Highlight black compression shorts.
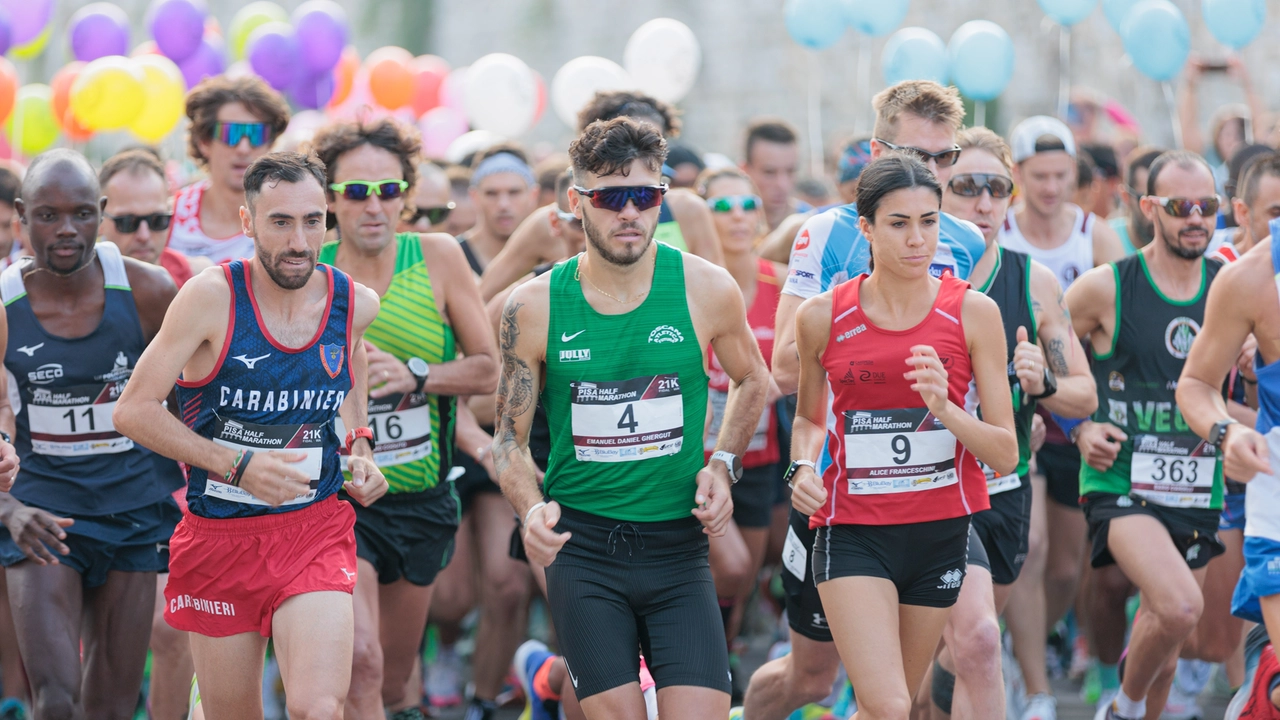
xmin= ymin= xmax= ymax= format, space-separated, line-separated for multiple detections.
xmin=812 ymin=515 xmax=971 ymax=608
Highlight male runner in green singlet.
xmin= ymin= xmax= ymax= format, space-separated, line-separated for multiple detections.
xmin=310 ymin=119 xmax=499 ymax=720
xmin=493 ymin=117 xmax=769 ymax=720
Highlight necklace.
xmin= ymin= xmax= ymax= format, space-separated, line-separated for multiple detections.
xmin=575 ymin=250 xmax=655 ymax=304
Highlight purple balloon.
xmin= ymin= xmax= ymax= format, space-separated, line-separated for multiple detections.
xmin=247 ymin=23 xmax=300 ymax=91
xmin=0 ymin=8 xmax=13 ymax=56
xmin=178 ymin=37 xmax=225 ymax=89
xmin=293 ymin=2 xmax=348 ymax=74
xmin=70 ymin=5 xmax=130 ymax=62
xmin=0 ymin=0 xmax=50 ymax=46
xmin=290 ymin=71 xmax=335 ymax=110
xmin=149 ymin=0 xmax=207 ymax=63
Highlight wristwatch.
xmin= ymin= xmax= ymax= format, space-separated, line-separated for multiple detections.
xmin=345 ymin=426 xmax=375 ymax=453
xmin=710 ymin=450 xmax=744 ymax=484
xmin=1208 ymin=418 xmax=1239 ymax=448
xmin=407 ymin=357 xmax=430 ymax=393
xmin=1030 ymin=365 xmax=1058 ymax=400
xmin=783 ymin=459 xmax=817 ymax=488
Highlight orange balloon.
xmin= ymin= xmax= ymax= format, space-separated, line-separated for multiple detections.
xmin=51 ymin=62 xmax=85 ymax=127
xmin=61 ymin=108 xmax=93 ymax=143
xmin=366 ymin=46 xmax=415 ymax=110
xmin=327 ymin=46 xmax=359 ymax=109
xmin=410 ymin=55 xmax=450 ymax=117
xmin=0 ymin=59 xmax=17 ymax=126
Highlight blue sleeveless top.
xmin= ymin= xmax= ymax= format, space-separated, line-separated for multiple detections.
xmin=1 ymin=242 xmax=180 ymax=516
xmin=176 ymin=261 xmax=354 ymax=519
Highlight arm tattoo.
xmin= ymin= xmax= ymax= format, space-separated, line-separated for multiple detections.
xmin=495 ymin=301 xmax=534 ymax=444
xmin=1046 ymin=336 xmax=1070 ymax=375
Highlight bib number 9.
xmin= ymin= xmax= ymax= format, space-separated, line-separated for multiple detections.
xmin=891 ymin=435 xmax=911 ymax=465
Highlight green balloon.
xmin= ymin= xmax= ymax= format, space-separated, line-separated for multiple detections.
xmin=229 ymin=1 xmax=289 ymax=60
xmin=6 ymin=85 xmax=59 ymax=157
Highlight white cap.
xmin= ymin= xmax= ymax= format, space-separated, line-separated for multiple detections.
xmin=1009 ymin=116 xmax=1076 ymax=163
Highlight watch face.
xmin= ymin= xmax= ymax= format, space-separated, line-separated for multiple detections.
xmin=408 ymin=357 xmax=429 ymax=376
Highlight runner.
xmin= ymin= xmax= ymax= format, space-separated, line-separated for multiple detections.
xmin=0 ymin=166 xmax=21 ymax=268
xmin=457 ymin=145 xmax=538 ymax=276
xmin=1108 ymin=147 xmax=1165 ymax=256
xmin=400 ymin=161 xmax=454 ymax=235
xmin=0 ymin=149 xmax=179 ymax=718
xmin=740 ymin=118 xmax=808 ymax=231
xmin=788 ymin=153 xmax=1017 ymax=720
xmin=1213 ymin=151 xmax=1280 ymax=262
xmin=311 ymin=119 xmax=499 ymax=720
xmin=493 ymin=116 xmax=769 ymax=720
xmin=112 ymin=151 xmax=386 ymax=718
xmin=170 ymin=75 xmax=291 ymax=263
xmin=1060 ymin=150 xmax=1225 ymax=720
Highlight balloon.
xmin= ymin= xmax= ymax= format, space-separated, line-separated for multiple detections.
xmin=550 ymin=56 xmax=632 ymax=129
xmin=947 ymin=20 xmax=1014 ymax=101
xmin=69 ymin=3 xmax=130 ymax=62
xmin=1122 ymin=0 xmax=1188 ymax=82
xmin=0 ymin=7 xmax=13 ymax=57
xmin=410 ymin=55 xmax=450 ymax=117
xmin=366 ymin=46 xmax=416 ymax=109
xmin=1203 ymin=0 xmax=1265 ymax=50
xmin=50 ymin=62 xmax=83 ymax=127
xmin=1102 ymin=0 xmax=1141 ymax=33
xmin=327 ymin=46 xmax=359 ymax=108
xmin=60 ymin=109 xmax=93 ymax=143
xmin=0 ymin=58 xmax=16 ymax=125
xmin=228 ymin=1 xmax=287 ymax=60
xmin=178 ymin=36 xmax=225 ymax=89
xmin=1036 ymin=0 xmax=1097 ymax=26
xmin=70 ymin=55 xmax=146 ymax=131
xmin=784 ymin=0 xmax=846 ymax=50
xmin=464 ymin=53 xmax=537 ymax=137
xmin=293 ymin=1 xmax=347 ymax=74
xmin=446 ymin=130 xmax=503 ymax=165
xmin=9 ymin=24 xmax=48 ymax=60
xmin=0 ymin=0 xmax=51 ymax=47
xmin=130 ymin=55 xmax=186 ymax=142
xmin=531 ymin=70 xmax=546 ymax=125
xmin=420 ymin=106 xmax=469 ymax=159
xmin=840 ymin=0 xmax=909 ymax=37
xmin=624 ymin=18 xmax=701 ymax=103
xmin=438 ymin=66 xmax=468 ymax=111
xmin=290 ymin=71 xmax=334 ymax=110
xmin=148 ymin=0 xmax=206 ymax=63
xmin=131 ymin=41 xmax=162 ymax=57
xmin=246 ymin=22 xmax=300 ymax=91
xmin=881 ymin=27 xmax=948 ymax=86
xmin=7 ymin=85 xmax=58 ymax=156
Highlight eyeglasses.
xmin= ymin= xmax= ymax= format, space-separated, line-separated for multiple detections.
xmin=573 ymin=184 xmax=668 ymax=212
xmin=555 ymin=209 xmax=583 ymax=228
xmin=329 ymin=180 xmax=410 ymax=202
xmin=947 ymin=174 xmax=1014 ymax=199
xmin=873 ymin=138 xmax=963 ymax=169
xmin=1149 ymin=195 xmax=1220 ymax=218
xmin=213 ymin=122 xmax=271 ymax=148
xmin=104 ymin=212 xmax=173 ymax=233
xmin=409 ymin=202 xmax=455 ymax=226
xmin=706 ymin=195 xmax=762 ymax=213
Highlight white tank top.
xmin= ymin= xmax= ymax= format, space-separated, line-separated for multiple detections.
xmin=998 ymin=204 xmax=1095 ymax=288
xmin=166 ymin=180 xmax=256 ymax=264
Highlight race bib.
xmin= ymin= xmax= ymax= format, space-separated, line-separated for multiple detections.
xmin=1130 ymin=433 xmax=1217 ymax=508
xmin=843 ymin=408 xmax=958 ymax=495
xmin=206 ymin=416 xmax=325 ymax=506
xmin=570 ymin=374 xmax=684 ymax=462
xmin=26 ymin=381 xmax=133 ymax=456
xmin=703 ymin=388 xmax=770 ymax=453
xmin=782 ymin=525 xmax=808 ymax=581
xmin=335 ymin=392 xmax=432 ymax=470
xmin=983 ymin=463 xmax=1021 ymax=495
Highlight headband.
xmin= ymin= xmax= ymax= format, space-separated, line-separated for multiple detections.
xmin=471 ymin=152 xmax=535 ymax=188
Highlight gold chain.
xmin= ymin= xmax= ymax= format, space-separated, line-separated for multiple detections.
xmin=574 ymin=250 xmax=655 ymax=304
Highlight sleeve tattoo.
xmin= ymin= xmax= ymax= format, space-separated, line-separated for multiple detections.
xmin=495 ymin=301 xmax=534 ymax=445
xmin=1043 ymin=287 xmax=1073 ymax=375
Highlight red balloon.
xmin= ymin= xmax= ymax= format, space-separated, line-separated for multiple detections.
xmin=0 ymin=59 xmax=17 ymax=126
xmin=409 ymin=54 xmax=449 ymax=117
xmin=51 ymin=62 xmax=85 ymax=125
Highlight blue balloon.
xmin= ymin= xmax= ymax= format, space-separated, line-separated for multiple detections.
xmin=840 ymin=0 xmax=908 ymax=37
xmin=947 ymin=21 xmax=1014 ymax=102
xmin=881 ymin=27 xmax=947 ymax=87
xmin=1203 ymin=0 xmax=1265 ymax=49
xmin=1122 ymin=0 xmax=1188 ymax=82
xmin=785 ymin=0 xmax=847 ymax=50
xmin=1102 ymin=0 xmax=1140 ymax=33
xmin=1036 ymin=0 xmax=1097 ymax=26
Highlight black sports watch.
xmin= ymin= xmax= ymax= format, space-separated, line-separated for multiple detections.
xmin=407 ymin=357 xmax=430 ymax=393
xmin=783 ymin=459 xmax=816 ymax=487
xmin=1208 ymin=418 xmax=1239 ymax=448
xmin=0 ymin=431 xmax=9 ymax=444
xmin=1030 ymin=365 xmax=1058 ymax=400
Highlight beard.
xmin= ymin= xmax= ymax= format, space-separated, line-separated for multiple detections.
xmin=258 ymin=246 xmax=316 ymax=290
xmin=1154 ymin=214 xmax=1209 ymax=261
xmin=582 ymin=211 xmax=654 ymax=266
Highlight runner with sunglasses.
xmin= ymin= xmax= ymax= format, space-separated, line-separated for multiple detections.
xmin=171 ymin=76 xmax=290 ymax=264
xmin=1059 ymin=151 xmax=1225 ymax=720
xmin=400 ymin=162 xmax=455 ymax=235
xmin=310 ymin=119 xmax=500 ymax=720
xmin=493 ymin=116 xmax=769 ymax=720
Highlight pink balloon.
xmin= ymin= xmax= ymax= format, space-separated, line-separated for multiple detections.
xmin=437 ymin=66 xmax=467 ymax=112
xmin=420 ymin=106 xmax=468 ymax=159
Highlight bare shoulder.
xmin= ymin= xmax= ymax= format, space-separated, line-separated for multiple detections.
xmin=174 ymin=262 xmax=231 ymax=307
xmin=122 ymin=255 xmax=178 ymax=298
xmin=503 ymin=271 xmax=552 ymax=346
xmin=418 ymin=231 xmax=468 ymax=264
xmin=961 ymin=288 xmax=1002 ymax=322
xmin=1217 ymin=242 xmax=1275 ymax=302
xmin=796 ymin=291 xmax=832 ymax=324
xmin=1028 ymin=259 xmax=1065 ymax=304
xmin=349 ymin=280 xmax=381 ymax=331
xmin=1068 ymin=262 xmax=1117 ymax=302
xmin=682 ymin=251 xmax=740 ymax=305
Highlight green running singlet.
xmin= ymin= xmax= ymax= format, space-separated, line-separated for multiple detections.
xmin=541 ymin=242 xmax=708 ymax=521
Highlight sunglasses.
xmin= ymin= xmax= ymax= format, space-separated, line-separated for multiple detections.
xmin=213 ymin=122 xmax=271 ymax=148
xmin=555 ymin=209 xmax=583 ymax=228
xmin=409 ymin=203 xmax=455 ymax=226
xmin=873 ymin=138 xmax=963 ymax=169
xmin=1149 ymin=195 xmax=1220 ymax=218
xmin=573 ymin=184 xmax=667 ymax=212
xmin=329 ymin=179 xmax=409 ymax=202
xmin=706 ymin=195 xmax=762 ymax=213
xmin=104 ymin=212 xmax=173 ymax=233
xmin=948 ymin=174 xmax=1014 ymax=199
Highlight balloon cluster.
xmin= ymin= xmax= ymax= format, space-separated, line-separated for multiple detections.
xmin=784 ymin=0 xmax=910 ymax=49
xmin=876 ymin=21 xmax=1015 ymax=103
xmin=226 ymin=1 xmax=349 ymax=110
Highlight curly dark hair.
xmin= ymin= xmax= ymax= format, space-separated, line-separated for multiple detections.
xmin=569 ymin=117 xmax=667 ymax=180
xmin=309 ymin=119 xmax=422 ymax=194
xmin=577 ymin=90 xmax=682 ymax=138
xmin=185 ymin=75 xmax=291 ymax=168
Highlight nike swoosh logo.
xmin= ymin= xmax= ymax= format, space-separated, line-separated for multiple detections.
xmin=564 ymin=658 xmax=578 ymax=688
xmin=16 ymin=344 xmax=42 ymax=356
xmin=233 ymin=354 xmax=271 ymax=369
xmin=561 ymin=330 xmax=585 ymax=342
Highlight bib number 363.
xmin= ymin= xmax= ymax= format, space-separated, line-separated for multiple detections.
xmin=1130 ymin=433 xmax=1216 ymax=508
xmin=570 ymin=374 xmax=684 ymax=462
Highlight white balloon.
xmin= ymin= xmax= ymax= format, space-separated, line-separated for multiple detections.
xmin=624 ymin=18 xmax=701 ymax=103
xmin=446 ymin=130 xmax=504 ymax=165
xmin=463 ymin=52 xmax=537 ymax=138
xmin=551 ymin=56 xmax=633 ymax=129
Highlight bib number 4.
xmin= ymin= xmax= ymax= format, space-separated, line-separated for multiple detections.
xmin=570 ymin=374 xmax=685 ymax=462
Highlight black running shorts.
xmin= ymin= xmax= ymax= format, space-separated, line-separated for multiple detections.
xmin=812 ymin=515 xmax=971 ymax=608
xmin=1081 ymin=492 xmax=1224 ymax=570
xmin=781 ymin=507 xmax=831 ymax=642
xmin=732 ymin=464 xmax=778 ymax=529
xmin=1037 ymin=441 xmax=1083 ymax=508
xmin=348 ymin=482 xmax=459 ymax=586
xmin=971 ymin=483 xmax=1032 ymax=585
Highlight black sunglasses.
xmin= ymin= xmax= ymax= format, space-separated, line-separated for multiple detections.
xmin=948 ymin=174 xmax=1014 ymax=199
xmin=410 ymin=203 xmax=455 ymax=226
xmin=104 ymin=212 xmax=173 ymax=233
xmin=573 ymin=184 xmax=668 ymax=212
xmin=873 ymin=138 xmax=963 ymax=169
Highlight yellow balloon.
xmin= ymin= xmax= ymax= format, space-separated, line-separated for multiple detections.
xmin=70 ymin=56 xmax=145 ymax=131
xmin=229 ymin=2 xmax=288 ymax=60
xmin=129 ymin=56 xmax=186 ymax=143
xmin=10 ymin=26 xmax=51 ymax=61
xmin=6 ymin=85 xmax=59 ymax=157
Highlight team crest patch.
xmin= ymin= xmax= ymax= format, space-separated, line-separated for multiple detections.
xmin=320 ymin=344 xmax=345 ymax=378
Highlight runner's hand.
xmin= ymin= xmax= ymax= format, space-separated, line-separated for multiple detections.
xmin=790 ymin=465 xmax=827 ymax=517
xmin=1013 ymin=326 xmax=1047 ymax=399
xmin=0 ymin=440 xmax=19 ymax=492
xmin=693 ymin=465 xmax=733 ymax=537
xmin=906 ymin=345 xmax=950 ymax=417
xmin=1222 ymin=424 xmax=1272 ymax=481
xmin=237 ymin=452 xmax=313 ymax=507
xmin=1075 ymin=421 xmax=1127 ymax=472
xmin=5 ymin=505 xmax=73 ymax=565
xmin=345 ymin=455 xmax=389 ymax=506
xmin=1031 ymin=413 xmax=1047 ymax=453
xmin=366 ymin=341 xmax=417 ymax=399
xmin=524 ymin=501 xmax=571 ymax=567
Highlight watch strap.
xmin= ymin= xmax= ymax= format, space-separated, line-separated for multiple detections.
xmin=710 ymin=450 xmax=743 ymax=482
xmin=346 ymin=426 xmax=375 ymax=453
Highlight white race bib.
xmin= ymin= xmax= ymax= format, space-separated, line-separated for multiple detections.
xmin=26 ymin=381 xmax=133 ymax=456
xmin=336 ymin=392 xmax=433 ymax=470
xmin=843 ymin=408 xmax=958 ymax=495
xmin=984 ymin=464 xmax=1021 ymax=495
xmin=570 ymin=374 xmax=684 ymax=462
xmin=206 ymin=416 xmax=325 ymax=506
xmin=782 ymin=525 xmax=808 ymax=581
xmin=704 ymin=388 xmax=770 ymax=453
xmin=1130 ymin=433 xmax=1217 ymax=508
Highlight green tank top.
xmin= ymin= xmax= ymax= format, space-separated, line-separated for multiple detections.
xmin=653 ymin=199 xmax=687 ymax=252
xmin=1082 ymin=253 xmax=1224 ymax=509
xmin=319 ymin=233 xmax=457 ymax=494
xmin=542 ymin=243 xmax=708 ymax=521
